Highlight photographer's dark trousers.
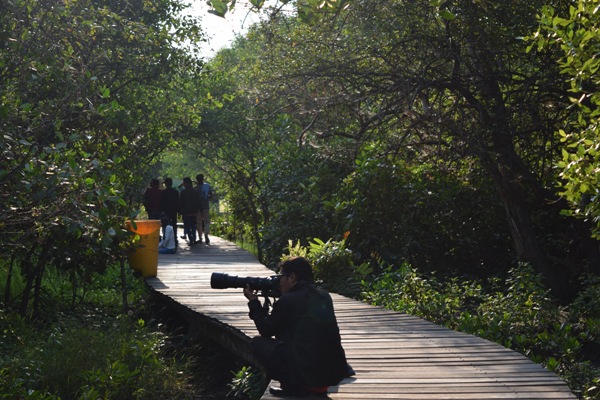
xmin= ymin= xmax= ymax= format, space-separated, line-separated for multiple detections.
xmin=251 ymin=336 xmax=294 ymax=388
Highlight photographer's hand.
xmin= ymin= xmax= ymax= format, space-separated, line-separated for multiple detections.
xmin=243 ymin=285 xmax=259 ymax=301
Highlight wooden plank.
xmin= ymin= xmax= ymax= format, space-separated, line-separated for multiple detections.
xmin=146 ymin=236 xmax=577 ymax=400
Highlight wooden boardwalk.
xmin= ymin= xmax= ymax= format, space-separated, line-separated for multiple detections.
xmin=145 ymin=236 xmax=577 ymax=400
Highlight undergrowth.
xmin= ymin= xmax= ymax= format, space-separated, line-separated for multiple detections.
xmin=0 ymin=263 xmax=203 ymax=400
xmin=363 ymin=262 xmax=600 ymax=400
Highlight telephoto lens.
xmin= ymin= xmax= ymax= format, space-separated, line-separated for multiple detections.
xmin=210 ymin=272 xmax=281 ymax=297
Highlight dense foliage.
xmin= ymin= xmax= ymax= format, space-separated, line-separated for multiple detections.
xmin=3 ymin=0 xmax=600 ymax=398
xmin=0 ymin=1 xmax=211 ymax=395
xmin=533 ymin=2 xmax=600 ymax=238
xmin=191 ymin=0 xmax=599 ymax=300
xmin=1 ymin=0 xmax=203 ymax=317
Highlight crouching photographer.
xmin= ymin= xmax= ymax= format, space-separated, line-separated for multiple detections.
xmin=243 ymin=257 xmax=352 ymax=398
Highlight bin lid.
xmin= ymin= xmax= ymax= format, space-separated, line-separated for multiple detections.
xmin=125 ymin=220 xmax=161 ymax=235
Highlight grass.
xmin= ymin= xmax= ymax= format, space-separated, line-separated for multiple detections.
xmin=0 ymin=261 xmax=244 ymax=400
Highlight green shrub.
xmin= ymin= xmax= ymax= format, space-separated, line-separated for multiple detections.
xmin=363 ymin=262 xmax=600 ymax=399
xmin=228 ymin=366 xmax=265 ymax=400
xmin=286 ymin=236 xmax=371 ymax=297
xmin=0 ymin=263 xmax=197 ymax=400
xmin=362 ymin=261 xmax=482 ymax=326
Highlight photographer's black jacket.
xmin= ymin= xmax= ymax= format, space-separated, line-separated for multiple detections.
xmin=248 ymin=280 xmax=348 ymax=388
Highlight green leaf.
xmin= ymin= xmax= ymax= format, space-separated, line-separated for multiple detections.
xmin=440 ymin=9 xmax=455 ymax=20
xmin=208 ymin=0 xmax=228 ymax=17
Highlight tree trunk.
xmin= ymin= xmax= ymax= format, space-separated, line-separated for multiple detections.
xmin=490 ymin=155 xmax=570 ymax=301
xmin=19 ymin=240 xmax=50 ymax=317
xmin=4 ymin=254 xmax=15 ymax=305
xmin=469 ymin=57 xmax=572 ymax=301
xmin=120 ymin=258 xmax=129 ymax=312
xmin=483 ymin=117 xmax=570 ymax=302
xmin=32 ymin=255 xmax=47 ymax=318
xmin=18 ymin=244 xmax=38 ymax=317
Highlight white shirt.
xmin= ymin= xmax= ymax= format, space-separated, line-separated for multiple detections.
xmin=159 ymin=225 xmax=176 ymax=250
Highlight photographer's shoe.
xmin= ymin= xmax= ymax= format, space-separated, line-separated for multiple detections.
xmin=269 ymin=386 xmax=309 ymax=398
xmin=307 ymin=386 xmax=329 ymax=397
xmin=346 ymin=363 xmax=356 ymax=376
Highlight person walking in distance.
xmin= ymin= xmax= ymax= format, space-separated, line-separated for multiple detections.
xmin=194 ymin=173 xmax=213 ymax=245
xmin=159 ymin=177 xmax=179 ymax=244
xmin=178 ymin=177 xmax=200 ymax=246
xmin=142 ymin=178 xmax=161 ymax=220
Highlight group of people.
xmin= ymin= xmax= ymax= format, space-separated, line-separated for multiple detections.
xmin=142 ymin=174 xmax=213 ymax=254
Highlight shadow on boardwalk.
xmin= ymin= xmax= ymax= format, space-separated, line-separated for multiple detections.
xmin=146 ymin=236 xmax=577 ymax=400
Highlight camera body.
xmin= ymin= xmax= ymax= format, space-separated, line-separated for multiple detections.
xmin=210 ymin=272 xmax=281 ymax=298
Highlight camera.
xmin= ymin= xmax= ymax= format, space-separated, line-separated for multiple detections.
xmin=210 ymin=272 xmax=281 ymax=298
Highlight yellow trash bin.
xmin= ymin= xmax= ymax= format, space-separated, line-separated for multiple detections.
xmin=125 ymin=220 xmax=161 ymax=277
